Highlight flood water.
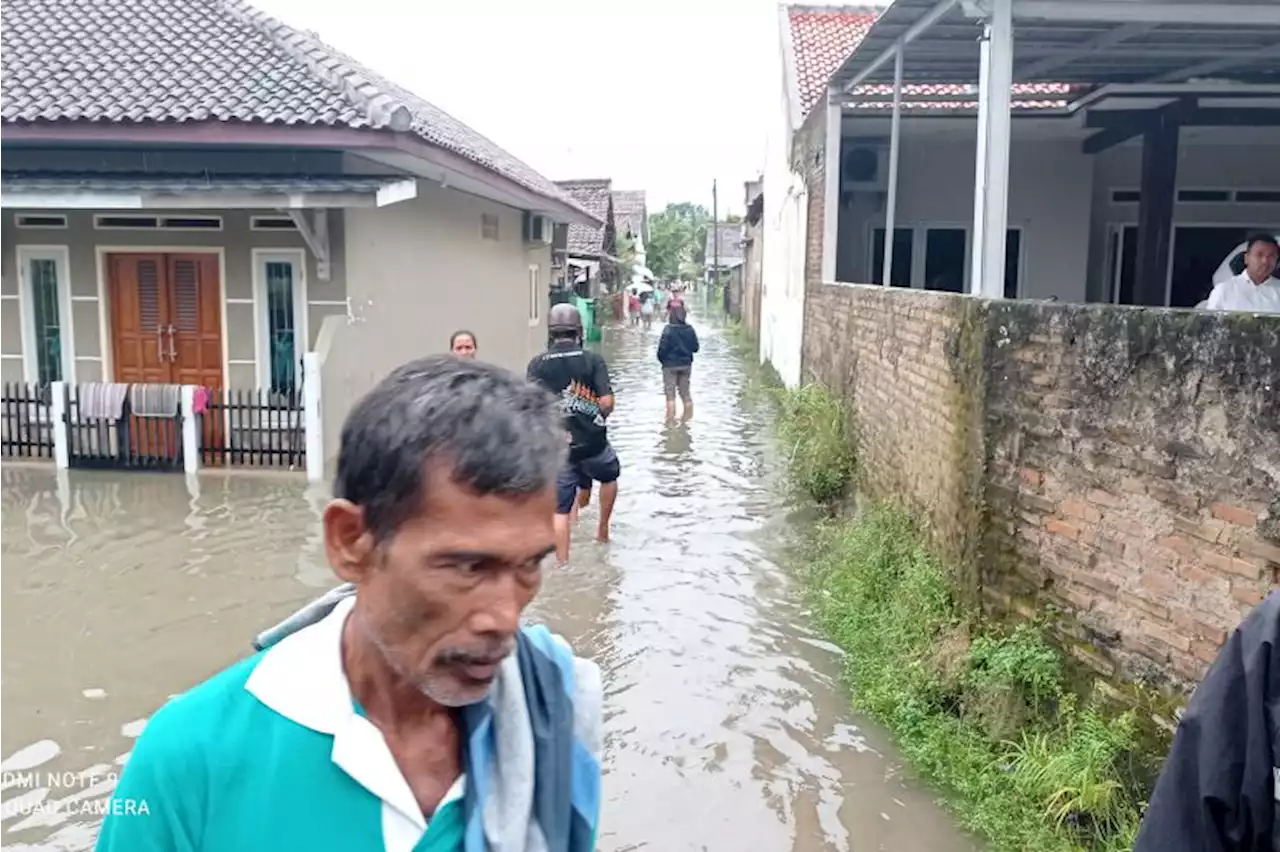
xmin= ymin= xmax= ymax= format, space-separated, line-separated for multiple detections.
xmin=1 ymin=301 xmax=977 ymax=851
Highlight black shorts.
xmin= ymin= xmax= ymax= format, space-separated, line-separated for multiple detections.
xmin=556 ymin=445 xmax=621 ymax=514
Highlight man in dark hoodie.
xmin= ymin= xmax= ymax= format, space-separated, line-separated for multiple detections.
xmin=656 ymin=304 xmax=699 ymax=421
xmin=1134 ymin=589 xmax=1280 ymax=851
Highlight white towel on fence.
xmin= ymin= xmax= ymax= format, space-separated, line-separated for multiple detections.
xmin=129 ymin=384 xmax=181 ymax=418
xmin=79 ymin=383 xmax=130 ymax=420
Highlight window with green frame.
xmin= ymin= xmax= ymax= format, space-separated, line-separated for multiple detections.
xmin=29 ymin=258 xmax=62 ymax=385
xmin=265 ymin=261 xmax=297 ymax=393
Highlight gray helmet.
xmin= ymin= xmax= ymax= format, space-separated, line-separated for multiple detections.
xmin=548 ymin=303 xmax=584 ymax=335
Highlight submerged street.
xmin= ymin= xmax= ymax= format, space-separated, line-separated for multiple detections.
xmin=1 ymin=303 xmax=975 ymax=852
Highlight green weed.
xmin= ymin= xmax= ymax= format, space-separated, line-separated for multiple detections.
xmin=774 ymin=384 xmax=856 ymax=503
xmin=797 ymin=504 xmax=1147 ymax=852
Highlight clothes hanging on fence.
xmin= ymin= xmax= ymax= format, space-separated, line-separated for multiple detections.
xmin=78 ymin=383 xmax=130 ymax=421
xmin=129 ymin=384 xmax=181 ymax=418
xmin=193 ymin=386 xmax=211 ymax=415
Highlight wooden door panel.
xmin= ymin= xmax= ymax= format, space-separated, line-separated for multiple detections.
xmin=109 ymin=254 xmax=172 ymax=386
xmin=167 ymin=254 xmax=223 ymax=391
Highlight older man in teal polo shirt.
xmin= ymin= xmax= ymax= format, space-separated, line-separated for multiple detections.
xmin=96 ymin=356 xmax=602 ymax=852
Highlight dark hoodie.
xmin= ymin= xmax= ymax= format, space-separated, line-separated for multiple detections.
xmin=657 ymin=322 xmax=699 ymax=368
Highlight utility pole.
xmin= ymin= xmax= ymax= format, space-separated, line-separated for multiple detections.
xmin=711 ymin=179 xmax=719 ymax=305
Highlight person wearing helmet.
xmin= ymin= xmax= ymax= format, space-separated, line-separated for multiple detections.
xmin=527 ymin=303 xmax=620 ymax=563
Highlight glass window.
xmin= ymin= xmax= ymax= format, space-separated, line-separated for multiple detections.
xmin=870 ymin=228 xmax=913 ymax=287
xmin=265 ymin=261 xmax=297 ymax=393
xmin=924 ymin=229 xmax=967 ymax=293
xmin=30 ymin=258 xmax=62 ymax=384
xmin=1004 ymin=230 xmax=1022 ymax=299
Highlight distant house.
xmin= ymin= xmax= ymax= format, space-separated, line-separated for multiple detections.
xmin=554 ymin=179 xmax=618 ymax=297
xmin=611 ymin=190 xmax=649 ymax=278
xmin=705 ymin=222 xmax=746 ymax=317
xmin=0 ymin=0 xmax=597 ymax=469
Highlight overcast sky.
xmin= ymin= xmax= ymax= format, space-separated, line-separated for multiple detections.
xmin=253 ymin=0 xmax=795 ymax=214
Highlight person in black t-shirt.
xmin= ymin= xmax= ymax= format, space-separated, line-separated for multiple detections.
xmin=527 ymin=303 xmax=620 ymax=563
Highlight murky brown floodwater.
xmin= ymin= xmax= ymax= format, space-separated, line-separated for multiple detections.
xmin=1 ymin=298 xmax=976 ymax=851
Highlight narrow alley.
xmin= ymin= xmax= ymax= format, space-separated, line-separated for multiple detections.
xmin=1 ymin=300 xmax=975 ymax=852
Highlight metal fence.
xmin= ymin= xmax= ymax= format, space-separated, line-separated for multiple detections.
xmin=199 ymin=388 xmax=306 ymax=469
xmin=64 ymin=386 xmax=184 ymax=471
xmin=1 ymin=382 xmax=55 ymax=459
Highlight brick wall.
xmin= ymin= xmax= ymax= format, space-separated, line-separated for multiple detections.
xmin=805 ymin=284 xmax=986 ymax=589
xmin=802 ymin=283 xmax=1280 ymax=687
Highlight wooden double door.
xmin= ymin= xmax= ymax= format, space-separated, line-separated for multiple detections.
xmin=108 ymin=253 xmax=223 ymax=391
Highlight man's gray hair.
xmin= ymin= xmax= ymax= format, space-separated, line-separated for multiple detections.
xmin=335 ymin=355 xmax=566 ymax=541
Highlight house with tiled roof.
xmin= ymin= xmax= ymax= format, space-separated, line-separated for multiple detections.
xmin=610 ymin=190 xmax=649 ymax=274
xmin=553 ymin=179 xmax=618 ymax=297
xmin=759 ymin=1 xmax=1280 ymax=388
xmin=0 ymin=0 xmax=599 ymax=471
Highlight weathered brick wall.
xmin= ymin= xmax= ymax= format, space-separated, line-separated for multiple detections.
xmin=983 ymin=303 xmax=1280 ymax=685
xmin=804 ymin=284 xmax=986 ymax=585
xmin=802 ymin=283 xmax=1280 ymax=687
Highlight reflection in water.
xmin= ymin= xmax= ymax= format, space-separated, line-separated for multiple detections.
xmin=1 ymin=301 xmax=974 ymax=851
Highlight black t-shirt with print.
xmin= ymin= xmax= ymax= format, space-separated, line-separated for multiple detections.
xmin=527 ymin=343 xmax=613 ymax=462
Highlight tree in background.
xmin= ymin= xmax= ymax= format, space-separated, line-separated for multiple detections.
xmin=647 ymin=202 xmax=711 ymax=280
xmin=615 ymin=231 xmax=638 ymax=287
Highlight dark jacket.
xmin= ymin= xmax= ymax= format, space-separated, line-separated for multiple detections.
xmin=657 ymin=323 xmax=699 ymax=368
xmin=1134 ymin=590 xmax=1280 ymax=852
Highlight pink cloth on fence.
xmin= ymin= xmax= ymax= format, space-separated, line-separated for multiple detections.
xmin=193 ymin=386 xmax=211 ymax=415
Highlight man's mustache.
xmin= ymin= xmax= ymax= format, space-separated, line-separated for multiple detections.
xmin=436 ymin=640 xmax=515 ymax=667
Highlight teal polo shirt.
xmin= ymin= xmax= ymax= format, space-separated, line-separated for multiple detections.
xmin=95 ymin=597 xmax=466 ymax=852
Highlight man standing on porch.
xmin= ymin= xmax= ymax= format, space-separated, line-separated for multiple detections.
xmin=95 ymin=356 xmax=602 ymax=852
xmin=1204 ymin=233 xmax=1280 ymax=314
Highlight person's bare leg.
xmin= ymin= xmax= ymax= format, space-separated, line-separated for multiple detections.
xmin=554 ymin=513 xmax=572 ymax=563
xmin=665 ymin=399 xmax=676 ymax=421
xmin=595 ymin=480 xmax=618 ymax=542
xmin=682 ymin=399 xmax=693 ymax=421
xmin=578 ymin=487 xmax=592 ymax=509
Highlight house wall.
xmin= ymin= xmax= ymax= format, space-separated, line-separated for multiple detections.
xmin=834 ymin=129 xmax=1095 ymax=303
xmin=803 ymin=282 xmax=1280 ymax=687
xmin=742 ymin=222 xmax=764 ymax=342
xmin=759 ymin=53 xmax=809 ymax=388
xmin=1084 ymin=134 xmax=1280 ymax=301
xmin=0 ymin=210 xmax=347 ymax=388
xmin=318 ymin=181 xmax=551 ymax=467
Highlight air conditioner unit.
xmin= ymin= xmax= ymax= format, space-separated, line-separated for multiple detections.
xmin=840 ymin=142 xmax=889 ymax=192
xmin=523 ymin=212 xmax=553 ymax=245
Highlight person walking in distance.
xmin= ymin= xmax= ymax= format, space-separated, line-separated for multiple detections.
xmin=449 ymin=330 xmax=477 ymax=357
xmin=656 ymin=304 xmax=699 ymax=421
xmin=527 ymin=303 xmax=620 ymax=563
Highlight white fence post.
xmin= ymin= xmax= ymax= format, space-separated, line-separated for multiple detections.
xmin=180 ymin=385 xmax=199 ymax=475
xmin=50 ymin=381 xmax=69 ymax=469
xmin=303 ymin=352 xmax=323 ymax=483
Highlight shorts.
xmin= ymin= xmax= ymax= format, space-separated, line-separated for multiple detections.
xmin=556 ymin=444 xmax=621 ymax=514
xmin=662 ymin=366 xmax=692 ymax=402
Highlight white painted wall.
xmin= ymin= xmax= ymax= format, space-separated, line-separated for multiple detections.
xmin=834 ymin=124 xmax=1095 ymax=303
xmin=760 ymin=38 xmax=807 ymax=389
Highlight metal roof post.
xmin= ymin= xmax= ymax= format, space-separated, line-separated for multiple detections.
xmin=970 ymin=29 xmax=991 ymax=295
xmin=881 ymin=46 xmax=905 ymax=288
xmin=980 ymin=0 xmax=1013 ymax=299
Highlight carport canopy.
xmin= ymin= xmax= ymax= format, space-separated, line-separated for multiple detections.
xmin=822 ymin=0 xmax=1280 ymax=304
xmin=0 ymin=173 xmax=421 ymax=281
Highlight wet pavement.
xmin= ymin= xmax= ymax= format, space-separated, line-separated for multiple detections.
xmin=1 ymin=299 xmax=976 ymax=851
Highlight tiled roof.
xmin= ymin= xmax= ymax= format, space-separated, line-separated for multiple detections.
xmin=555 ymin=179 xmax=613 ymax=256
xmin=611 ymin=190 xmax=647 ymax=243
xmin=705 ymin=222 xmax=745 ymax=266
xmin=1 ymin=171 xmax=404 ymax=194
xmin=784 ymin=5 xmax=1076 ymax=119
xmin=0 ymin=0 xmax=587 ymax=214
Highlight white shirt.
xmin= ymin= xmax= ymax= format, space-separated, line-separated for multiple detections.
xmin=1204 ymin=271 xmax=1280 ymax=314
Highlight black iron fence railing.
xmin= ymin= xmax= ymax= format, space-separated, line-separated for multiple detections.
xmin=1 ymin=382 xmax=55 ymax=459
xmin=199 ymin=388 xmax=306 ymax=469
xmin=0 ymin=383 xmax=307 ymax=473
xmin=65 ymin=386 xmax=183 ymax=471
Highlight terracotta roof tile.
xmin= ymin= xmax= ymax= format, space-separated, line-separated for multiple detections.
xmin=784 ymin=5 xmax=1076 ymax=118
xmin=0 ymin=0 xmax=585 ymax=212
xmin=611 ymin=190 xmax=647 ymax=243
